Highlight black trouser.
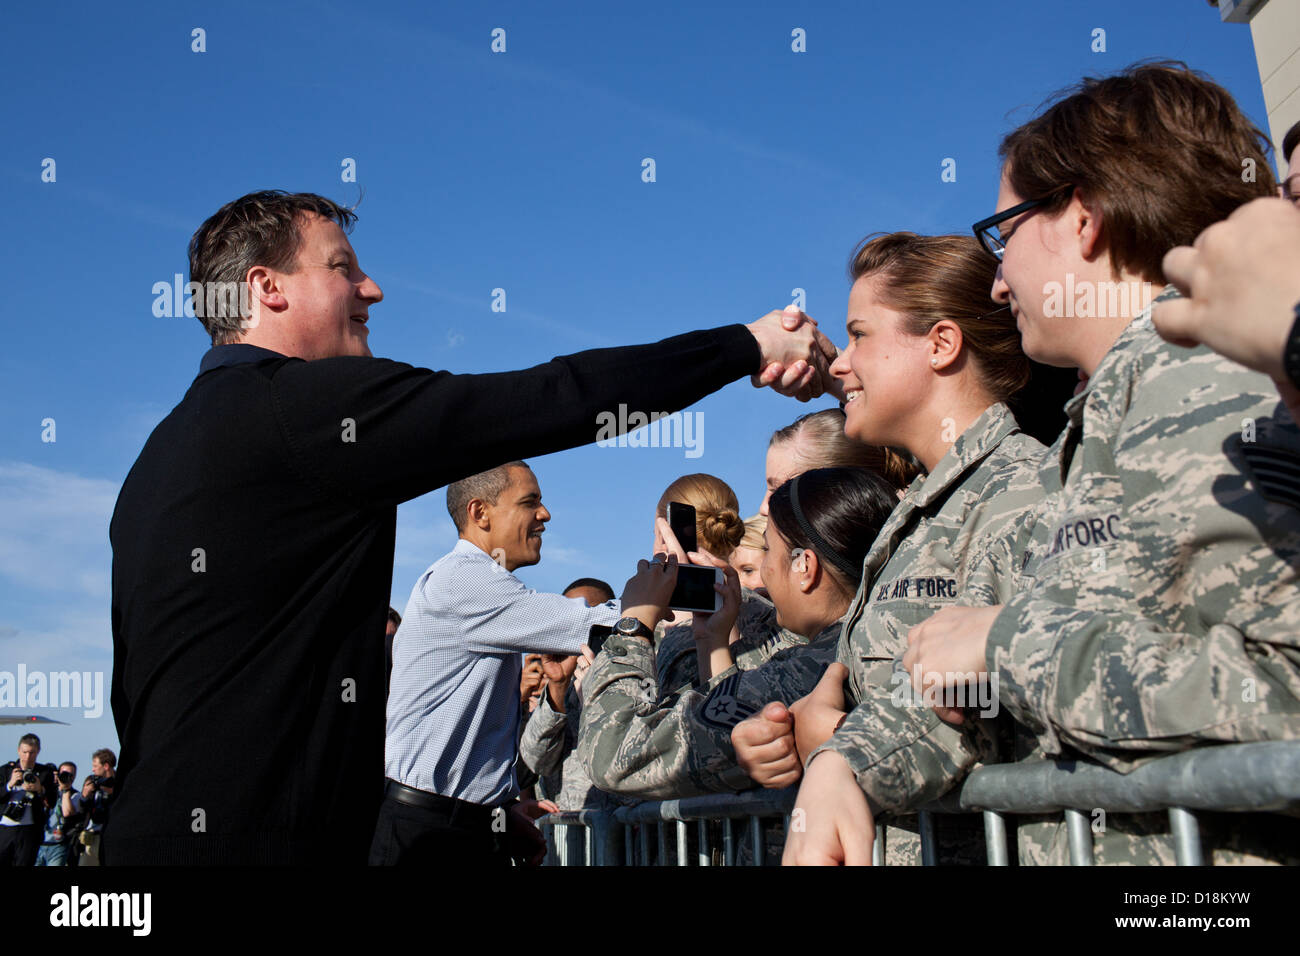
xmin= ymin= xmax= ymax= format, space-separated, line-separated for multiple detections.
xmin=0 ymin=824 xmax=43 ymax=866
xmin=368 ymin=781 xmax=509 ymax=867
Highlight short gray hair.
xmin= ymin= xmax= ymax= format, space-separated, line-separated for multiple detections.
xmin=446 ymin=461 xmax=530 ymax=533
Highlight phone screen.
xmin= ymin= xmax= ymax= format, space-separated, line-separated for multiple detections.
xmin=670 ymin=565 xmax=719 ymax=612
xmin=666 ymin=501 xmax=698 ymax=555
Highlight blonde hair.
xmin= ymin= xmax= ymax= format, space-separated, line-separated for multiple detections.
xmin=770 ymin=408 xmax=918 ymax=492
xmin=738 ymin=514 xmax=767 ymax=551
xmin=656 ymin=474 xmax=745 ymax=559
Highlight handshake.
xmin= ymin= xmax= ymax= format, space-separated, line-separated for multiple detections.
xmin=746 ymin=306 xmax=843 ymax=403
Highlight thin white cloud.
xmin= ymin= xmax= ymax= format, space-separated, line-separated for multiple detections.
xmin=0 ymin=461 xmax=116 ymax=599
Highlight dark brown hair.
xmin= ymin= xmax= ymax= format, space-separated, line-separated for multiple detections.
xmin=849 ymin=232 xmax=1030 ymax=404
xmin=188 ymin=190 xmax=358 ymax=345
xmin=1283 ymin=120 xmax=1300 ymax=167
xmin=768 ymin=467 xmax=898 ymax=595
xmin=1000 ymin=61 xmax=1275 ymax=282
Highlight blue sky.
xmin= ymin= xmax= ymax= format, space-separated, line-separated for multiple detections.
xmin=0 ymin=0 xmax=1273 ymax=766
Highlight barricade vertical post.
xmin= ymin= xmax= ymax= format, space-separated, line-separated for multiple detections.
xmin=676 ymin=820 xmax=689 ymax=866
xmin=983 ymin=810 xmax=1009 ymax=866
xmin=656 ymin=821 xmax=667 ymax=866
xmin=1168 ymin=807 xmax=1204 ymax=866
xmin=749 ymin=815 xmax=763 ymax=866
xmin=698 ymin=819 xmax=710 ymax=866
xmin=918 ymin=811 xmax=938 ymax=866
xmin=723 ymin=817 xmax=736 ymax=866
xmin=1065 ymin=809 xmax=1094 ymax=865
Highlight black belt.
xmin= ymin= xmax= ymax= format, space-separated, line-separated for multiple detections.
xmin=383 ymin=779 xmax=497 ymax=827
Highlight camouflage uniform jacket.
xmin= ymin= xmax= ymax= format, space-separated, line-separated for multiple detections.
xmin=518 ymin=684 xmax=631 ymax=811
xmin=655 ymin=588 xmax=809 ymax=695
xmin=817 ymin=293 xmax=1300 ymax=863
xmin=986 ymin=290 xmax=1300 ymax=770
xmin=577 ymin=621 xmax=841 ymax=800
xmin=519 ymin=591 xmax=803 ymax=810
xmin=806 ymin=402 xmax=1046 ymax=863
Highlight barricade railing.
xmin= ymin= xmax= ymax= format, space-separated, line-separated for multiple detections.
xmin=536 ymin=740 xmax=1300 ymax=865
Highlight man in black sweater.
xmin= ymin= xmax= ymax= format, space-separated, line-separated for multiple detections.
xmin=106 ymin=190 xmax=835 ymax=865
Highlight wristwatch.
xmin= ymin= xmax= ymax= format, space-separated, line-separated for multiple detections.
xmin=1284 ymin=302 xmax=1300 ymax=390
xmin=612 ymin=616 xmax=655 ymax=642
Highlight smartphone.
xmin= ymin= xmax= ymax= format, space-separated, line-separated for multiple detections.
xmin=587 ymin=624 xmax=612 ymax=657
xmin=669 ymin=564 xmax=724 ymax=613
xmin=666 ymin=501 xmax=697 ymax=555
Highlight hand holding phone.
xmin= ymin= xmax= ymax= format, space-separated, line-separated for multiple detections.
xmin=621 ymin=554 xmax=680 ymax=626
xmin=665 ymin=502 xmax=697 ymax=555
xmin=688 ymin=562 xmax=741 ymax=641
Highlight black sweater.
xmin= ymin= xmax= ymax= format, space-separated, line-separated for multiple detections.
xmin=105 ymin=325 xmax=761 ymax=864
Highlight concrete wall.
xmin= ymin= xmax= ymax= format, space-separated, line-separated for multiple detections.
xmin=1245 ymin=0 xmax=1300 ymax=171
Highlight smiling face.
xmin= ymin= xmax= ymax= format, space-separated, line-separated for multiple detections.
xmin=484 ymin=466 xmax=550 ymax=572
xmin=988 ymin=170 xmax=1080 ymax=368
xmin=830 ymin=274 xmax=931 ymax=452
xmin=255 ymin=212 xmax=384 ymax=360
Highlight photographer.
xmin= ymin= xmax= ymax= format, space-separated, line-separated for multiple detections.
xmin=74 ymin=749 xmax=116 ymax=867
xmin=0 ymin=734 xmax=56 ymax=866
xmin=34 ymin=762 xmax=79 ymax=866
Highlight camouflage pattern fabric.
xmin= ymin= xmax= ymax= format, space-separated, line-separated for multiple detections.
xmin=518 ymin=683 xmax=631 ymax=812
xmin=577 ymin=621 xmax=840 ymax=800
xmin=805 ymin=401 xmax=1046 ymax=863
xmin=655 ymin=589 xmax=807 ymax=696
xmin=987 ymin=289 xmax=1300 ymax=769
xmin=818 ymin=293 xmax=1300 ymax=864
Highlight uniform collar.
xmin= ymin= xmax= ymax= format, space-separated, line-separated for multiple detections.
xmin=910 ymin=402 xmax=1019 ymax=508
xmin=1062 ymin=283 xmax=1181 ymax=422
xmin=197 ymin=343 xmax=288 ymax=376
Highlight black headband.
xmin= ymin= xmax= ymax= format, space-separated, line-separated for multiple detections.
xmin=788 ymin=474 xmax=860 ymax=582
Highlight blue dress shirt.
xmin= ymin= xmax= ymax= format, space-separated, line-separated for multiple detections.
xmin=385 ymin=539 xmax=621 ymax=805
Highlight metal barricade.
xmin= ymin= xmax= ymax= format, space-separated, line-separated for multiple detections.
xmin=535 ymin=740 xmax=1300 ymax=866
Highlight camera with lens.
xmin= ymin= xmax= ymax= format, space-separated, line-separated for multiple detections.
xmin=89 ymin=775 xmax=114 ymax=792
xmin=57 ymin=769 xmax=74 ymax=787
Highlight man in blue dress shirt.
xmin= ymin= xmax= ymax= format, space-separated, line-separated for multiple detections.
xmin=375 ymin=460 xmax=675 ymax=865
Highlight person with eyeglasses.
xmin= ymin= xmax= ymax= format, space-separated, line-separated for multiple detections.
xmin=822 ymin=62 xmax=1300 ymax=867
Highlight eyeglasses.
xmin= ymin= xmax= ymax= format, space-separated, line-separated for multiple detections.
xmin=972 ymin=185 xmax=1075 ymax=261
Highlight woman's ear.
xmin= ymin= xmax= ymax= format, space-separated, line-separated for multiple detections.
xmin=797 ymin=548 xmax=818 ymax=594
xmin=1072 ymin=187 xmax=1105 ymax=263
xmin=928 ymin=319 xmax=963 ymax=372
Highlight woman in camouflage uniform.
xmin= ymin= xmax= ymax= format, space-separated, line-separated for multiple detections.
xmin=577 ymin=467 xmax=898 ymax=800
xmin=734 ymin=232 xmax=1056 ymax=865
xmin=787 ymin=63 xmax=1300 ymax=866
